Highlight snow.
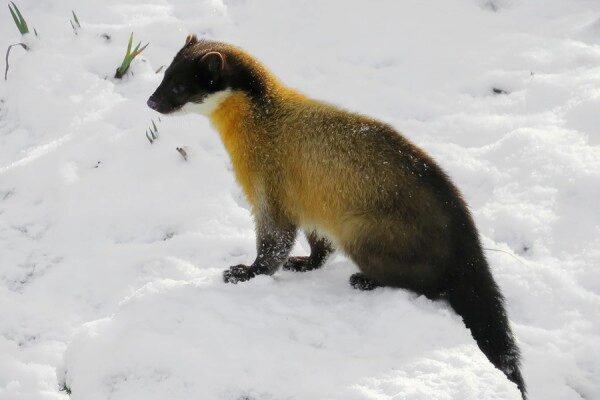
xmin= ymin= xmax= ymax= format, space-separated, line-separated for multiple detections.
xmin=1 ymin=0 xmax=599 ymax=399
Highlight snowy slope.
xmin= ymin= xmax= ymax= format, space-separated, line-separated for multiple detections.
xmin=1 ymin=0 xmax=600 ymax=399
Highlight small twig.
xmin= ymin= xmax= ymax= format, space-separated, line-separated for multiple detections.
xmin=70 ymin=11 xmax=81 ymax=35
xmin=145 ymin=119 xmax=160 ymax=144
xmin=5 ymin=42 xmax=28 ymax=81
xmin=59 ymin=383 xmax=71 ymax=395
xmin=176 ymin=147 xmax=188 ymax=161
xmin=149 ymin=121 xmax=158 ymax=140
xmin=155 ymin=65 xmax=165 ymax=73
xmin=72 ymin=11 xmax=81 ymax=28
xmin=70 ymin=20 xmax=77 ymax=35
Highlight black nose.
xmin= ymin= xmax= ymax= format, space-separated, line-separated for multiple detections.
xmin=147 ymin=98 xmax=159 ymax=111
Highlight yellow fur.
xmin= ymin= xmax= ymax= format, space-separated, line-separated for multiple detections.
xmin=210 ymin=92 xmax=259 ymax=206
xmin=209 ymin=88 xmax=414 ymax=247
xmin=209 ymin=89 xmax=346 ymax=233
xmin=203 ymin=41 xmax=442 ymax=256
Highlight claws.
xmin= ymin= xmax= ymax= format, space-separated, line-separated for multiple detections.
xmin=223 ymin=264 xmax=264 ymax=284
xmin=282 ymin=256 xmax=318 ymax=272
xmin=349 ymin=273 xmax=380 ymax=291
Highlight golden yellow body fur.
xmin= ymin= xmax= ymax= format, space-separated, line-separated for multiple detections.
xmin=210 ymin=84 xmax=444 ymax=259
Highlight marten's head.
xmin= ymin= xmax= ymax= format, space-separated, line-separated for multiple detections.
xmin=147 ymin=36 xmax=268 ymax=115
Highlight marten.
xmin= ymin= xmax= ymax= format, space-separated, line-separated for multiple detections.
xmin=148 ymin=35 xmax=526 ymax=398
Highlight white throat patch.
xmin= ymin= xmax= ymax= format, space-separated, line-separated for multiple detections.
xmin=178 ymin=89 xmax=232 ymax=117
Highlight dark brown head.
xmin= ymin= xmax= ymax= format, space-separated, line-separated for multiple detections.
xmin=147 ymin=36 xmax=267 ymax=115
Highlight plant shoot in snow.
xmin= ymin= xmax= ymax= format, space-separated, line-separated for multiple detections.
xmin=114 ymin=33 xmax=148 ymax=79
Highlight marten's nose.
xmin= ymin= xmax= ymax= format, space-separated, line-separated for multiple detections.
xmin=147 ymin=98 xmax=159 ymax=111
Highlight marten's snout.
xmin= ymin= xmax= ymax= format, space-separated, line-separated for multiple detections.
xmin=146 ymin=94 xmax=167 ymax=114
xmin=147 ymin=97 xmax=159 ymax=111
xmin=146 ymin=91 xmax=174 ymax=114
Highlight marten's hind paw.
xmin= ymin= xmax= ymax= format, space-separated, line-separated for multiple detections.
xmin=349 ymin=273 xmax=381 ymax=291
xmin=223 ymin=264 xmax=262 ymax=284
xmin=282 ymin=256 xmax=319 ymax=272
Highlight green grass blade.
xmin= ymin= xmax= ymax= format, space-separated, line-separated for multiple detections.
xmin=9 ymin=4 xmax=27 ymax=34
xmin=9 ymin=4 xmax=21 ymax=28
xmin=10 ymin=2 xmax=25 ymax=22
xmin=115 ymin=34 xmax=148 ymax=79
xmin=10 ymin=2 xmax=29 ymax=34
xmin=126 ymin=33 xmax=133 ymax=56
xmin=132 ymin=43 xmax=148 ymax=57
xmin=131 ymin=43 xmax=141 ymax=58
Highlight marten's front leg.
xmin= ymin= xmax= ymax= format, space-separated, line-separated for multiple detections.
xmin=223 ymin=212 xmax=297 ymax=284
xmin=283 ymin=230 xmax=334 ymax=272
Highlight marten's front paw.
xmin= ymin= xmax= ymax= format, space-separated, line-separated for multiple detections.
xmin=349 ymin=273 xmax=381 ymax=291
xmin=223 ymin=264 xmax=262 ymax=284
xmin=282 ymin=256 xmax=318 ymax=272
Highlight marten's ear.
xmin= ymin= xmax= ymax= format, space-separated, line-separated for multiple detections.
xmin=201 ymin=51 xmax=225 ymax=80
xmin=185 ymin=34 xmax=198 ymax=46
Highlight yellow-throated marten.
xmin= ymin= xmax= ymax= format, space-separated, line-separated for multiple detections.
xmin=148 ymin=35 xmax=526 ymax=398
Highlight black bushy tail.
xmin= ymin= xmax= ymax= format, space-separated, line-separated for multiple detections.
xmin=446 ymin=256 xmax=526 ymax=399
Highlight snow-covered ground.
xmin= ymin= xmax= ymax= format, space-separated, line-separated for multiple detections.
xmin=1 ymin=0 xmax=600 ymax=399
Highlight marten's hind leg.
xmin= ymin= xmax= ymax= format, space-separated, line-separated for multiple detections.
xmin=345 ymin=233 xmax=445 ymax=296
xmin=283 ymin=230 xmax=334 ymax=272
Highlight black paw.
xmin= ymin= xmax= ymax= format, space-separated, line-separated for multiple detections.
xmin=282 ymin=256 xmax=318 ymax=272
xmin=349 ymin=273 xmax=380 ymax=291
xmin=223 ymin=264 xmax=264 ymax=284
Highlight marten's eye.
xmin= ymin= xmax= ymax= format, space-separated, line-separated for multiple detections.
xmin=171 ymin=84 xmax=186 ymax=95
